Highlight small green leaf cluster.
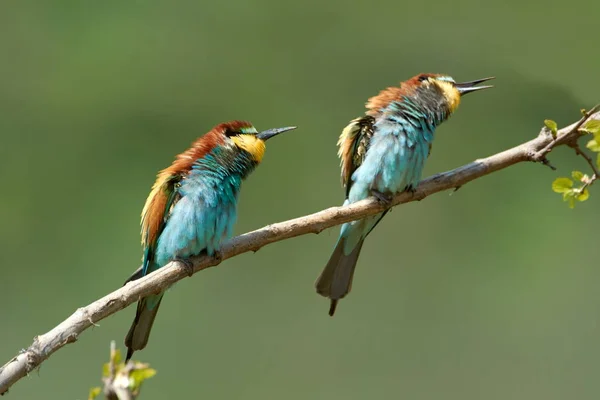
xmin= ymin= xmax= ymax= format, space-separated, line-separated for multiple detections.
xmin=88 ymin=347 xmax=157 ymax=399
xmin=549 ymin=116 xmax=599 ymax=208
xmin=552 ymin=171 xmax=590 ymax=208
xmin=127 ymin=363 xmax=157 ymax=396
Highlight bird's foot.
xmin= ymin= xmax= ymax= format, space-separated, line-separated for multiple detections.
xmin=372 ymin=190 xmax=393 ymax=206
xmin=212 ymin=249 xmax=224 ymax=264
xmin=405 ymin=184 xmax=417 ymax=194
xmin=175 ymin=257 xmax=195 ymax=277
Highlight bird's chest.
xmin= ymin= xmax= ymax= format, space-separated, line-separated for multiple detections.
xmin=179 ymin=172 xmax=242 ymax=208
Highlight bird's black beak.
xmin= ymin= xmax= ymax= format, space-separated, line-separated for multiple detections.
xmin=256 ymin=126 xmax=297 ymax=141
xmin=455 ymin=77 xmax=495 ymax=95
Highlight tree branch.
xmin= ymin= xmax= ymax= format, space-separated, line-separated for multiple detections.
xmin=1 ymin=109 xmax=599 ymax=395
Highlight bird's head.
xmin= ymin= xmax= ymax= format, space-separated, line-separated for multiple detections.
xmin=367 ymin=73 xmax=494 ymax=117
xmin=216 ymin=121 xmax=297 ymax=163
xmin=410 ymin=73 xmax=495 ymax=114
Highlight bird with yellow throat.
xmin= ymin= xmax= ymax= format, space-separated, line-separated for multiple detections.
xmin=125 ymin=121 xmax=296 ymax=360
xmin=315 ymin=73 xmax=494 ymax=316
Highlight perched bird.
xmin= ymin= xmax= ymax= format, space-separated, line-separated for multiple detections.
xmin=125 ymin=121 xmax=296 ymax=361
xmin=315 ymin=73 xmax=494 ymax=316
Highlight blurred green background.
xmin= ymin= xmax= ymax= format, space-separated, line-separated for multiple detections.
xmin=1 ymin=0 xmax=599 ymax=399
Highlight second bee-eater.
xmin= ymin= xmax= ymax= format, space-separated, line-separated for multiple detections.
xmin=125 ymin=121 xmax=296 ymax=360
xmin=315 ymin=73 xmax=494 ymax=316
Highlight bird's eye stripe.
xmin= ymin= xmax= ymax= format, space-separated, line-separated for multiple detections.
xmin=437 ymin=76 xmax=456 ymax=83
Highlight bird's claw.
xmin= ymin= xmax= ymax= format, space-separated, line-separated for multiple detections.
xmin=372 ymin=190 xmax=393 ymax=206
xmin=213 ymin=249 xmax=223 ymax=264
xmin=405 ymin=184 xmax=417 ymax=194
xmin=175 ymin=258 xmax=195 ymax=277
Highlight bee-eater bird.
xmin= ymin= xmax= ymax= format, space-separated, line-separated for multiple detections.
xmin=125 ymin=121 xmax=296 ymax=361
xmin=315 ymin=73 xmax=494 ymax=316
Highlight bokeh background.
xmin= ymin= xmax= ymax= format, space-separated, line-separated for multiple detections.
xmin=1 ymin=1 xmax=599 ymax=399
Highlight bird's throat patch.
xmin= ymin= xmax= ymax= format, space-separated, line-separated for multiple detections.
xmin=231 ymin=134 xmax=266 ymax=162
xmin=435 ymin=81 xmax=461 ymax=113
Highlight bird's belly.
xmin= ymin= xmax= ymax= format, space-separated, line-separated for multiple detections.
xmin=372 ymin=138 xmax=429 ymax=194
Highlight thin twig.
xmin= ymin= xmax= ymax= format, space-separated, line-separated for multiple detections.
xmin=534 ymin=104 xmax=600 ymax=161
xmin=0 ymin=109 xmax=599 ymax=395
xmin=571 ymin=144 xmax=598 ymax=194
xmin=565 ymin=104 xmax=600 ymax=192
xmin=571 ymin=144 xmax=600 ymax=180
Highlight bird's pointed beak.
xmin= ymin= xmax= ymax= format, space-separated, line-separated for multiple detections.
xmin=256 ymin=126 xmax=297 ymax=141
xmin=455 ymin=77 xmax=495 ymax=95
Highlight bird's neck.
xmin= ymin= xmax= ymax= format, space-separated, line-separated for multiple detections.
xmin=374 ymin=91 xmax=452 ymax=127
xmin=192 ymin=147 xmax=258 ymax=180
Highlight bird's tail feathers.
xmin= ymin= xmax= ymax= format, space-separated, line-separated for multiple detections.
xmin=315 ymin=237 xmax=365 ymax=316
xmin=124 ymin=265 xmax=145 ymax=285
xmin=125 ymin=294 xmax=163 ymax=361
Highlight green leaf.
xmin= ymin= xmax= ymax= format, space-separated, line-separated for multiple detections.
xmin=552 ymin=178 xmax=573 ymax=193
xmin=572 ymin=171 xmax=585 ymax=181
xmin=131 ymin=367 xmax=157 ymax=383
xmin=544 ymin=119 xmax=558 ymax=136
xmin=561 ymin=190 xmax=576 ymax=208
xmin=112 ymin=349 xmax=122 ymax=365
xmin=589 ymin=120 xmax=600 ymax=130
xmin=576 ymin=187 xmax=590 ymax=202
xmin=581 ymin=120 xmax=600 ymax=135
xmin=88 ymin=386 xmax=102 ymax=400
xmin=129 ymin=367 xmax=157 ymax=392
xmin=586 ymin=139 xmax=600 ymax=152
xmin=103 ymin=348 xmax=124 ymax=378
xmin=560 ymin=186 xmax=590 ymax=208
